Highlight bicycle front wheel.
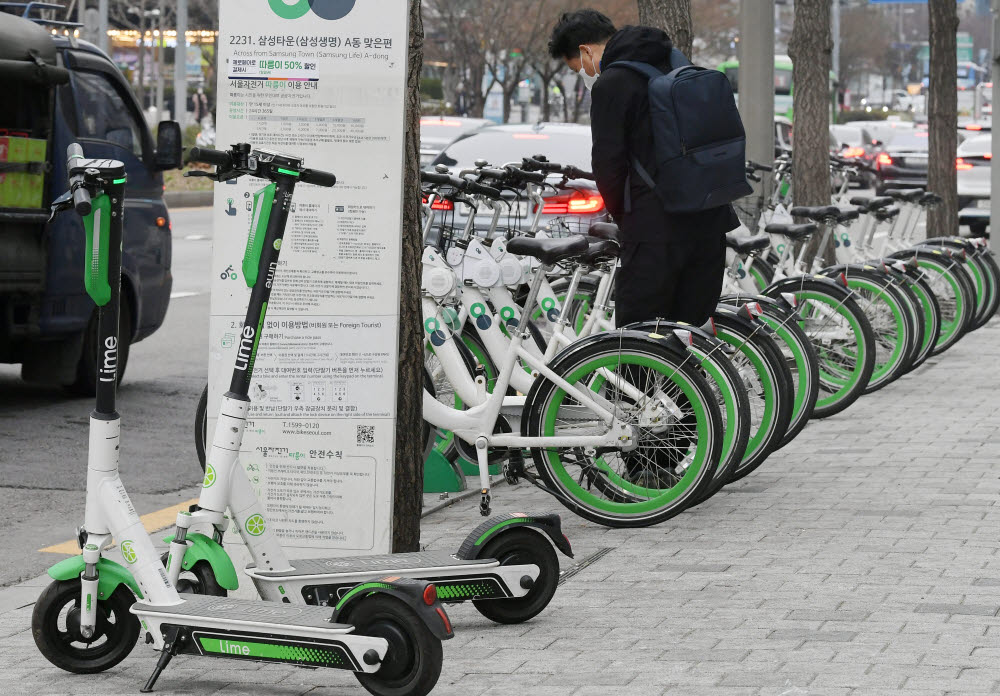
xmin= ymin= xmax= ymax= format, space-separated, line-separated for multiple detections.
xmin=523 ymin=333 xmax=724 ymax=527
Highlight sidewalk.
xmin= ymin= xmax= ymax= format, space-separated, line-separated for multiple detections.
xmin=1 ymin=319 xmax=998 ymax=696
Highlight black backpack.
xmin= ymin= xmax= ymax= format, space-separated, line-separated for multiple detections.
xmin=607 ymin=48 xmax=752 ymax=213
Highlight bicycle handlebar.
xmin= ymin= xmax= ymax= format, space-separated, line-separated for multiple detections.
xmin=746 ymin=160 xmax=773 ymax=173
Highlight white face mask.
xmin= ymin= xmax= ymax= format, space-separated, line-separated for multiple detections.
xmin=578 ymin=48 xmax=600 ymax=91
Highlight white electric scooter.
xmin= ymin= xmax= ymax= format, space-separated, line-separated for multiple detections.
xmin=31 ymin=144 xmax=452 ymax=696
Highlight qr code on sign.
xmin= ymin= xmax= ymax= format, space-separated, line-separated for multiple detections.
xmin=357 ymin=424 xmax=375 ymax=446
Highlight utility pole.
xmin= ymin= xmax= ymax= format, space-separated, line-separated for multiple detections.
xmin=740 ymin=0 xmax=776 ymax=199
xmin=156 ymin=0 xmax=165 ymax=118
xmin=992 ymin=0 xmax=999 ymax=253
xmin=174 ymin=0 xmax=187 ymax=130
xmin=98 ymin=0 xmax=108 ymax=54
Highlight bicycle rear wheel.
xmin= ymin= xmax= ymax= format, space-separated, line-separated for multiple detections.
xmin=766 ymin=277 xmax=876 ymax=419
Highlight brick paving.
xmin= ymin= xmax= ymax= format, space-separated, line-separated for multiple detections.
xmin=0 ymin=318 xmax=997 ymax=695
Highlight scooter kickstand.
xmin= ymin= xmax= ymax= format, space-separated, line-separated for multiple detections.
xmin=141 ymin=626 xmax=184 ymax=693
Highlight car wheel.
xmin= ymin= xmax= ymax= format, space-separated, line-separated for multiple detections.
xmin=969 ymin=222 xmax=988 ymax=237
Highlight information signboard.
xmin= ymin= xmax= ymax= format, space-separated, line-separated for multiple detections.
xmin=210 ymin=0 xmax=408 ymax=555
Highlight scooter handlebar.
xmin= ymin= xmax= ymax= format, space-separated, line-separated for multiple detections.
xmin=188 ymin=146 xmax=233 ymax=168
xmin=300 ymin=168 xmax=337 ymax=187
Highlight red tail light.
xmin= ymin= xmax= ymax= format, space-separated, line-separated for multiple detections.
xmin=956 ymin=157 xmax=973 ymax=171
xmin=423 ymin=584 xmax=438 ymax=606
xmin=422 ymin=194 xmax=454 ymax=211
xmin=536 ymin=192 xmax=605 ymax=215
xmin=965 ymin=124 xmax=983 ymax=131
xmin=876 ymin=153 xmax=893 ymax=168
xmin=842 ymin=147 xmax=866 ymax=158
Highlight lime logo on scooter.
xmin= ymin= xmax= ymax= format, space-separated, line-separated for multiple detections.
xmin=469 ymin=303 xmax=492 ymax=330
xmin=98 ymin=336 xmax=118 ymax=383
xmin=425 ymin=317 xmax=446 ymax=347
xmin=120 ymin=540 xmax=138 ymax=565
xmin=203 ymin=465 xmax=216 ymax=488
xmin=500 ymin=306 xmax=518 ymax=329
xmin=268 ymin=0 xmax=357 ymax=20
xmin=220 ymin=265 xmax=238 ymax=281
xmin=235 ymin=324 xmax=257 ymax=372
xmin=541 ymin=297 xmax=559 ymax=322
xmin=244 ymin=514 xmax=266 ymax=536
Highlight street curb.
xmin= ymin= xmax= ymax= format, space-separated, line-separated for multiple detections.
xmin=165 ymin=190 xmax=213 ymax=208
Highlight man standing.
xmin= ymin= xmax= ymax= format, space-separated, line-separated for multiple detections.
xmin=548 ymin=10 xmax=739 ymax=327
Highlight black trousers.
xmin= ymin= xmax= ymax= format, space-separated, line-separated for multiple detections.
xmin=614 ymin=226 xmax=726 ymax=329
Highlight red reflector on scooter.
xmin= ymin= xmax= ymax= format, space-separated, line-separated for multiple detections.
xmin=435 ymin=606 xmax=453 ymax=635
xmin=423 ymin=584 xmax=438 ymax=606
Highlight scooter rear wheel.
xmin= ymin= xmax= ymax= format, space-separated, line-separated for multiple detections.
xmin=32 ymin=578 xmax=139 ymax=674
xmin=348 ymin=595 xmax=443 ymax=696
xmin=472 ymin=529 xmax=560 ymax=624
xmin=159 ymin=552 xmax=227 ymax=597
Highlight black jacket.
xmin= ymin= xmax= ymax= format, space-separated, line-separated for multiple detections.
xmin=590 ymin=26 xmax=739 ymax=240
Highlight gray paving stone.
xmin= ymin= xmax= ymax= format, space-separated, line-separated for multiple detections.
xmin=1 ymin=319 xmax=997 ymax=694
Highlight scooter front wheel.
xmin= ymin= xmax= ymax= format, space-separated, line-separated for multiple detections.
xmin=472 ymin=529 xmax=560 ymax=624
xmin=348 ymin=595 xmax=443 ymax=696
xmin=31 ymin=578 xmax=139 ymax=674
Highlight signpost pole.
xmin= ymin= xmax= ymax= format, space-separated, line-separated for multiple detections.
xmin=740 ymin=0 xmax=776 ymax=199
xmin=992 ymin=0 xmax=999 ymax=253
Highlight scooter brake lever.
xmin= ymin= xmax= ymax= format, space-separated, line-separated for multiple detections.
xmin=49 ymin=190 xmax=74 ymax=222
xmin=184 ymin=170 xmax=215 ymax=179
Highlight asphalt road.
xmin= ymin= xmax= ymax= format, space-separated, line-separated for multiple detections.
xmin=0 ymin=207 xmax=214 ymax=587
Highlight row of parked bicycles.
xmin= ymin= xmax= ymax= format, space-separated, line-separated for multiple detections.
xmin=191 ymin=148 xmax=998 ymax=530
xmin=410 ymin=151 xmax=999 ymax=528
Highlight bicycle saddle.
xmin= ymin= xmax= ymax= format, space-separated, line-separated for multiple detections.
xmin=763 ymin=222 xmax=818 ymax=240
xmin=836 ymin=209 xmax=861 ymax=224
xmin=919 ymin=192 xmax=942 ymax=206
xmin=849 ymin=196 xmax=893 ymax=212
xmin=882 ymin=188 xmax=924 ymax=202
xmin=587 ymin=222 xmax=621 ymax=245
xmin=725 ymin=232 xmax=770 ymax=254
xmin=874 ymin=206 xmax=900 ymax=221
xmin=506 ymin=234 xmax=588 ymax=265
xmin=581 ymin=238 xmax=620 ymax=265
xmin=789 ymin=205 xmax=842 ymax=221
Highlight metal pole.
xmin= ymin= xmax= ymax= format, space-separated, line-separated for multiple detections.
xmin=832 ymin=0 xmax=840 ymax=122
xmin=156 ymin=0 xmax=165 ymax=118
xmin=174 ymin=0 xmax=187 ymax=130
xmin=98 ymin=0 xmax=108 ymax=54
xmin=740 ymin=0 xmax=776 ymax=198
xmin=991 ymin=0 xmax=999 ymax=253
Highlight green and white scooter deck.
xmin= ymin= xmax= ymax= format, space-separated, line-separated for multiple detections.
xmin=131 ymin=594 xmax=386 ymax=673
xmin=246 ymin=550 xmax=537 ymax=605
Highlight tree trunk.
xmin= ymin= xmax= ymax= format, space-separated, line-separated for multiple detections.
xmin=788 ymin=0 xmax=834 ymax=265
xmin=927 ymin=0 xmax=959 ymax=238
xmin=637 ymin=0 xmax=692 ymax=58
xmin=393 ymin=0 xmax=425 ymax=554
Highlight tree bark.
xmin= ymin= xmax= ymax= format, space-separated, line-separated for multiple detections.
xmin=927 ymin=0 xmax=959 ymax=238
xmin=788 ymin=0 xmax=834 ymax=265
xmin=637 ymin=0 xmax=693 ymax=58
xmin=393 ymin=0 xmax=425 ymax=553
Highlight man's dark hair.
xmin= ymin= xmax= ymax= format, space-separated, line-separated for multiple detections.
xmin=548 ymin=9 xmax=616 ymax=60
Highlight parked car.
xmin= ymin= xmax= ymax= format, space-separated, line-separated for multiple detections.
xmin=845 ymin=119 xmax=915 ymax=150
xmin=0 ymin=8 xmax=181 ymax=393
xmin=873 ymin=130 xmax=929 ymax=194
xmin=429 ymin=122 xmax=605 ymax=237
xmin=420 ymin=116 xmax=491 ymax=167
xmin=831 ymin=124 xmax=878 ymax=187
xmin=956 ymin=134 xmax=991 ymax=236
